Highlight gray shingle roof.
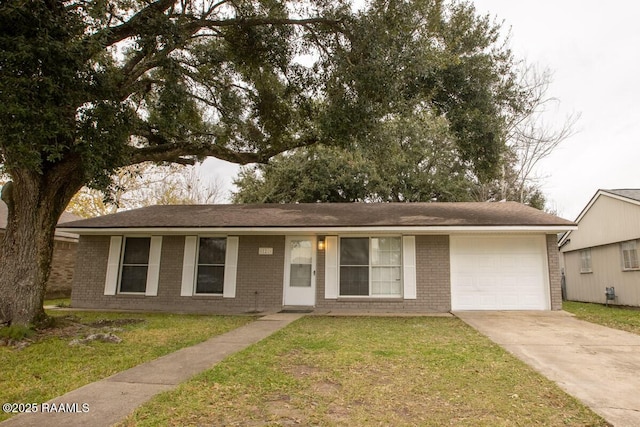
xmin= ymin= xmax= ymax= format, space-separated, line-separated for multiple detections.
xmin=605 ymin=189 xmax=640 ymax=202
xmin=59 ymin=202 xmax=575 ymax=230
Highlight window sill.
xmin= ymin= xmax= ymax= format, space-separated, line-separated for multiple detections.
xmin=580 ymin=270 xmax=593 ymax=274
xmin=188 ymin=294 xmax=224 ymax=299
xmin=337 ymin=297 xmax=404 ymax=302
xmin=622 ymin=268 xmax=640 ymax=272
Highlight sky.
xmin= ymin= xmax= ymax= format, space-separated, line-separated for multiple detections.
xmin=201 ymin=0 xmax=640 ymax=221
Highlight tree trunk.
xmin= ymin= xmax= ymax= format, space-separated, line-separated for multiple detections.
xmin=0 ymin=166 xmax=83 ymax=327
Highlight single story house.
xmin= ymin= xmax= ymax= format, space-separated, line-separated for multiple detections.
xmin=559 ymin=189 xmax=640 ymax=306
xmin=58 ymin=202 xmax=575 ymax=313
xmin=0 ymin=199 xmax=80 ymax=299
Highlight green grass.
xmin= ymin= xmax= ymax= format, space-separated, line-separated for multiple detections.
xmin=122 ymin=316 xmax=606 ymax=426
xmin=0 ymin=311 xmax=254 ymax=422
xmin=43 ymin=298 xmax=71 ymax=307
xmin=564 ymin=300 xmax=640 ymax=335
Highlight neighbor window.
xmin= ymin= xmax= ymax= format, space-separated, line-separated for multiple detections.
xmin=119 ymin=237 xmax=151 ymax=293
xmin=621 ymin=240 xmax=639 ymax=270
xmin=196 ymin=237 xmax=226 ymax=294
xmin=580 ymin=249 xmax=592 ymax=273
xmin=339 ymin=237 xmax=402 ymax=297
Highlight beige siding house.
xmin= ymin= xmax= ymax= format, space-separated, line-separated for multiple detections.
xmin=559 ymin=189 xmax=640 ymax=306
xmin=59 ymin=202 xmax=574 ymax=314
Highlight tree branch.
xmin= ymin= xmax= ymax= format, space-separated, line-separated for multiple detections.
xmin=195 ymin=17 xmax=342 ymax=29
xmin=89 ymin=0 xmax=177 ymax=48
xmin=126 ymin=134 xmax=320 ymax=166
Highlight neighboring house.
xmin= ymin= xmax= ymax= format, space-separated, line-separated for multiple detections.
xmin=559 ymin=189 xmax=640 ymax=306
xmin=58 ymin=202 xmax=575 ymax=314
xmin=0 ymin=200 xmax=80 ymax=298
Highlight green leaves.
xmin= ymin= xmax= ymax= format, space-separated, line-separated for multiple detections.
xmin=0 ymin=0 xmax=523 ymax=190
xmin=232 ymin=145 xmax=374 ymax=203
xmin=232 ymin=110 xmax=475 ymax=203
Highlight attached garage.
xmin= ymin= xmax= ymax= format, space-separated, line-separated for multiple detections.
xmin=450 ymin=235 xmax=550 ymax=310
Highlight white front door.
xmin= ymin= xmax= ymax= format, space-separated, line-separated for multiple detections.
xmin=283 ymin=236 xmax=316 ymax=306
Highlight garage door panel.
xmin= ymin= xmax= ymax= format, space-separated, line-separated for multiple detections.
xmin=451 ymin=235 xmax=549 ymax=311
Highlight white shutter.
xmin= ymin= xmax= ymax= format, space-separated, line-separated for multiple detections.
xmin=181 ymin=236 xmax=197 ymax=296
xmin=402 ymin=236 xmax=417 ymax=300
xmin=223 ymin=236 xmax=239 ymax=298
xmin=104 ymin=236 xmax=123 ymax=295
xmin=145 ymin=236 xmax=162 ymax=296
xmin=324 ymin=236 xmax=338 ymax=299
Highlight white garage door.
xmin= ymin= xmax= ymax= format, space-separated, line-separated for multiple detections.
xmin=450 ymin=235 xmax=550 ymax=310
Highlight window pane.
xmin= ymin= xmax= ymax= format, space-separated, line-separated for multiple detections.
xmin=120 ymin=266 xmax=148 ymax=293
xmin=196 ymin=266 xmax=224 ymax=294
xmin=372 ymin=267 xmax=401 ymax=296
xmin=122 ymin=237 xmax=151 ymax=264
xmin=622 ymin=241 xmax=639 ymax=269
xmin=340 ymin=266 xmax=368 ymax=295
xmin=580 ymin=249 xmax=591 ymax=272
xmin=291 ymin=240 xmax=312 ymax=264
xmin=198 ymin=238 xmax=226 ymax=265
xmin=290 ymin=264 xmax=312 ymax=287
xmin=625 ymin=249 xmax=639 ymax=269
xmin=341 ymin=238 xmax=368 ymax=265
xmin=632 ymin=253 xmax=640 ymax=269
xmin=371 ymin=237 xmax=401 ymax=266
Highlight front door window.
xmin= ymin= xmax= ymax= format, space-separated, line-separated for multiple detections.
xmin=284 ymin=236 xmax=316 ymax=306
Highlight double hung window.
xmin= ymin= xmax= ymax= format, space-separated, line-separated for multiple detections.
xmin=339 ymin=237 xmax=402 ymax=297
xmin=196 ymin=237 xmax=226 ymax=294
xmin=579 ymin=249 xmax=592 ymax=273
xmin=119 ymin=237 xmax=151 ymax=293
xmin=621 ymin=240 xmax=639 ymax=270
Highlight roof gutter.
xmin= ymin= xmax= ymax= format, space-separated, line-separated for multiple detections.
xmin=57 ymin=225 xmax=577 ymax=236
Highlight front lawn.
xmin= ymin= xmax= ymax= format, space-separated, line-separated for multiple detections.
xmin=564 ymin=300 xmax=640 ymax=335
xmin=0 ymin=311 xmax=253 ymax=422
xmin=122 ymin=316 xmax=606 ymax=426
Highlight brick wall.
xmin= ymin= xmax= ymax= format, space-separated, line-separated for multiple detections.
xmin=546 ymin=233 xmax=562 ymax=310
xmin=68 ymin=233 xmax=560 ymax=313
xmin=315 ymin=235 xmax=451 ymax=312
xmin=72 ymin=233 xmax=453 ymax=314
xmin=46 ymin=240 xmax=78 ymax=299
xmin=71 ymin=234 xmax=285 ymax=313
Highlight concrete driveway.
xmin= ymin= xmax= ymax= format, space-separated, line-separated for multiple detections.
xmin=455 ymin=310 xmax=640 ymax=427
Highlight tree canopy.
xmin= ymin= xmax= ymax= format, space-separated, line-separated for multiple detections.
xmin=1 ymin=0 xmax=522 ymax=326
xmin=232 ymin=112 xmax=474 ymax=203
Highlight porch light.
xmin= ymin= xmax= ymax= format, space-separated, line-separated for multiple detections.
xmin=317 ymin=239 xmax=325 ymax=251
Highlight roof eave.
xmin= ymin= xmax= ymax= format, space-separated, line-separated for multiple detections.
xmin=58 ymin=224 xmax=577 ymax=236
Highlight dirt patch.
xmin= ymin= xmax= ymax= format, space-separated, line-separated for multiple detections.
xmin=1 ymin=316 xmax=145 ymax=349
xmin=87 ymin=318 xmax=145 ymax=328
xmin=326 ymin=402 xmax=351 ymax=424
xmin=312 ymin=380 xmax=341 ymax=396
xmin=264 ymin=398 xmax=309 ymax=425
xmin=285 ymin=364 xmax=322 ymax=379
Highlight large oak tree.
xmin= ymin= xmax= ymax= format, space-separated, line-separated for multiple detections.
xmin=0 ymin=0 xmax=519 ymax=326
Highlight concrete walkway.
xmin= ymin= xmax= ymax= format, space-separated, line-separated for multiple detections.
xmin=1 ymin=313 xmax=303 ymax=427
xmin=456 ymin=310 xmax=640 ymax=427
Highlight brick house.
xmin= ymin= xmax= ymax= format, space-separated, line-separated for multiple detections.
xmin=58 ymin=202 xmax=575 ymax=313
xmin=1 ymin=200 xmax=80 ymax=298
